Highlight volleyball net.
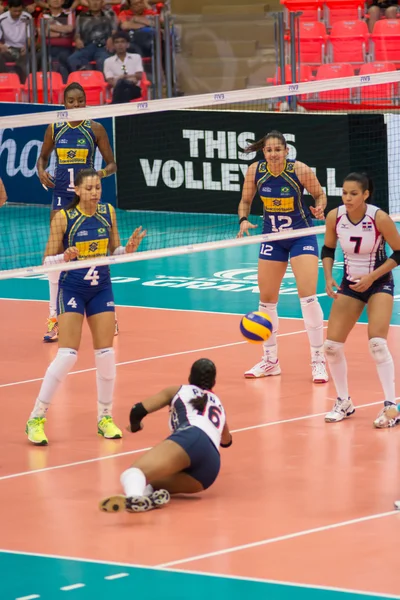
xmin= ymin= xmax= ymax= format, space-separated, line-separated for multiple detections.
xmin=1 ymin=68 xmax=400 ymax=280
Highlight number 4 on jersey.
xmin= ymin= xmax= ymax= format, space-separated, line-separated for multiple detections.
xmin=67 ymin=297 xmax=77 ymax=309
xmin=84 ymin=266 xmax=100 ymax=286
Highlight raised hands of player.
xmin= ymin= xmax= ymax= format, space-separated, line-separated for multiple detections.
xmin=125 ymin=226 xmax=146 ymax=253
xmin=310 ymin=205 xmax=325 ymax=220
xmin=64 ymin=246 xmax=79 ymax=262
xmin=349 ymin=273 xmax=374 ymax=293
xmin=237 ymin=220 xmax=258 ymax=238
xmin=38 ymin=169 xmax=55 ymax=189
xmin=325 ymin=277 xmax=341 ymax=299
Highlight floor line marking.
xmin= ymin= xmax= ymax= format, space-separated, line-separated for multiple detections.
xmin=0 ymin=397 xmax=389 ymax=482
xmin=104 ymin=573 xmax=130 ymax=580
xmin=156 ymin=510 xmax=399 ymax=568
xmin=15 ymin=596 xmax=40 ymax=600
xmin=59 ymin=583 xmax=85 ymax=591
xmin=0 ymin=328 xmax=308 ymax=389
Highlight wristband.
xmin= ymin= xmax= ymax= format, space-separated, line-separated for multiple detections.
xmin=239 ymin=216 xmax=248 ymax=225
xmin=113 ymin=246 xmax=126 ymax=256
xmin=44 ymin=253 xmax=65 ymax=265
xmin=220 ymin=437 xmax=232 ymax=448
xmin=390 ymin=250 xmax=400 ymax=265
xmin=100 ymin=169 xmax=107 ymax=179
xmin=129 ymin=402 xmax=148 ymax=433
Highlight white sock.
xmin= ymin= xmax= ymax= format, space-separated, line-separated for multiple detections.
xmin=48 ymin=270 xmax=60 ymax=319
xmin=369 ymin=338 xmax=396 ymax=404
xmin=300 ymin=295 xmax=324 ymax=359
xmin=260 ymin=301 xmax=278 ymax=361
xmin=324 ymin=340 xmax=348 ymax=399
xmin=30 ymin=348 xmax=78 ymax=419
xmin=95 ymin=347 xmax=116 ymax=421
xmin=121 ymin=467 xmax=146 ymax=497
xmin=144 ymin=484 xmax=154 ymax=497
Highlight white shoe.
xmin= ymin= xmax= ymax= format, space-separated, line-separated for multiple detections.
xmin=394 ymin=500 xmax=400 ymax=510
xmin=244 ymin=358 xmax=281 ymax=378
xmin=325 ymin=397 xmax=355 ymax=423
xmin=312 ymin=360 xmax=329 ymax=383
xmin=373 ymin=402 xmax=400 ymax=429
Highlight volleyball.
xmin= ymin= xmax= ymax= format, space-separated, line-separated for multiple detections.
xmin=240 ymin=311 xmax=273 ymax=343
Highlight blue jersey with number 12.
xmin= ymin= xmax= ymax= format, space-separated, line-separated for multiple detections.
xmin=255 ymin=159 xmax=312 ymax=234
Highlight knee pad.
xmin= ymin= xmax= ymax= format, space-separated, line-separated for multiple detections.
xmin=259 ymin=301 xmax=278 ymax=332
xmin=369 ymin=338 xmax=392 ymax=364
xmin=95 ymin=347 xmax=116 ymax=380
xmin=300 ymin=295 xmax=324 ymax=328
xmin=323 ymin=340 xmax=344 ymax=363
xmin=48 ymin=348 xmax=78 ymax=382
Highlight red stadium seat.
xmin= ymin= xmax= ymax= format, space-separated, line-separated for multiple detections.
xmin=324 ymin=0 xmax=364 ymax=27
xmin=280 ymin=0 xmax=324 ymax=26
xmin=267 ymin=64 xmax=314 ymax=85
xmin=358 ymin=62 xmax=397 ymax=104
xmin=315 ymin=63 xmax=355 ymax=101
xmin=371 ymin=19 xmax=400 ymax=65
xmin=23 ymin=72 xmax=64 ymax=104
xmin=329 ymin=20 xmax=370 ymax=64
xmin=0 ymin=73 xmax=22 ymax=102
xmin=67 ymin=71 xmax=108 ymax=105
xmin=295 ymin=21 xmax=328 ymax=65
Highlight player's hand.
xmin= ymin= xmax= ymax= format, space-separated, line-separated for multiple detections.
xmin=349 ymin=274 xmax=374 ymax=293
xmin=126 ymin=422 xmax=144 ymax=433
xmin=125 ymin=226 xmax=146 ymax=253
xmin=326 ymin=278 xmax=341 ymax=299
xmin=64 ymin=246 xmax=79 ymax=262
xmin=38 ymin=170 xmax=55 ymax=189
xmin=310 ymin=205 xmax=325 ymax=220
xmin=236 ymin=220 xmax=258 ymax=238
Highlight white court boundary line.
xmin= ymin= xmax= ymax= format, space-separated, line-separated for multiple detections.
xmin=0 ymin=396 xmax=390 ymax=482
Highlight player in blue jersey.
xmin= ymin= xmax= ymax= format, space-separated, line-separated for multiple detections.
xmin=37 ymin=82 xmax=117 ymax=344
xmin=25 ymin=168 xmax=146 ymax=446
xmin=100 ymin=358 xmax=233 ymax=513
xmin=237 ymin=130 xmax=328 ymax=383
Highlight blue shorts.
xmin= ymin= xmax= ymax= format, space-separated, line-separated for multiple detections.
xmin=57 ymin=285 xmax=115 ymax=317
xmin=338 ymin=273 xmax=394 ymax=304
xmin=259 ymin=234 xmax=319 ymax=262
xmin=52 ymin=192 xmax=74 ymax=211
xmin=167 ymin=426 xmax=221 ymax=490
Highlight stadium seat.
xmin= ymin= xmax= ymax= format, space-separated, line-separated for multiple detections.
xmin=324 ymin=0 xmax=364 ymax=27
xmin=358 ymin=61 xmax=397 ymax=104
xmin=371 ymin=19 xmax=400 ymax=65
xmin=67 ymin=71 xmax=108 ymax=105
xmin=22 ymin=72 xmax=64 ymax=104
xmin=315 ymin=63 xmax=355 ymax=101
xmin=328 ymin=20 xmax=370 ymax=64
xmin=280 ymin=0 xmax=324 ymax=26
xmin=294 ymin=21 xmax=328 ymax=65
xmin=267 ymin=64 xmax=314 ymax=85
xmin=0 ymin=73 xmax=22 ymax=102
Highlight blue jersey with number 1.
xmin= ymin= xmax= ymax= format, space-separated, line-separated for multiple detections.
xmin=59 ymin=203 xmax=113 ymax=293
xmin=52 ymin=120 xmax=96 ymax=207
xmin=255 ymin=159 xmax=312 ymax=234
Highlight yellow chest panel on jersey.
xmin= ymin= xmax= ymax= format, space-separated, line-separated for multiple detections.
xmin=260 ymin=196 xmax=295 ymax=213
xmin=57 ymin=147 xmax=89 ymax=165
xmin=75 ymin=238 xmax=109 ymax=259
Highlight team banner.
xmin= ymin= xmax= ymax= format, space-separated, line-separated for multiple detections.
xmin=115 ymin=111 xmax=388 ymax=214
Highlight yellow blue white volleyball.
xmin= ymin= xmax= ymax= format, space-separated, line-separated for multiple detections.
xmin=240 ymin=311 xmax=273 ymax=343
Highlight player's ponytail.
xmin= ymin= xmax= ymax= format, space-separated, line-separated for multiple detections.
xmin=188 ymin=358 xmax=217 ymax=412
xmin=245 ymin=130 xmax=287 ymax=154
xmin=66 ymin=168 xmax=101 ymax=210
xmin=343 ymin=172 xmax=374 ymax=202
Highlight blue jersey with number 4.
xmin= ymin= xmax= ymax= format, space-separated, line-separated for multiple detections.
xmin=52 ymin=120 xmax=96 ymax=198
xmin=59 ymin=203 xmax=113 ymax=292
xmin=255 ymin=159 xmax=312 ymax=234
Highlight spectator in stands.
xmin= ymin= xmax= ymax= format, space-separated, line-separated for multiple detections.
xmin=68 ymin=0 xmax=117 ymax=72
xmin=0 ymin=177 xmax=7 ymax=206
xmin=0 ymin=0 xmax=32 ymax=83
xmin=118 ymin=0 xmax=160 ymax=58
xmin=367 ymin=0 xmax=399 ymax=33
xmin=38 ymin=0 xmax=74 ymax=82
xmin=104 ymin=30 xmax=143 ymax=102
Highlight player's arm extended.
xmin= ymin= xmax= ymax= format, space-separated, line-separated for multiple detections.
xmin=128 ymin=385 xmax=181 ymax=432
xmin=296 ymin=161 xmax=327 ymax=217
xmin=92 ymin=121 xmax=117 ymax=179
xmin=220 ymin=421 xmax=232 ymax=448
xmin=321 ymin=209 xmax=338 ymax=285
xmin=237 ymin=162 xmax=258 ymax=237
xmin=369 ymin=211 xmax=400 ymax=280
xmin=43 ymin=211 xmax=67 ymax=260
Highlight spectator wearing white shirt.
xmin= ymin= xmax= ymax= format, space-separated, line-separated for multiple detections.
xmin=103 ymin=30 xmax=143 ymax=103
xmin=0 ymin=0 xmax=32 ymax=83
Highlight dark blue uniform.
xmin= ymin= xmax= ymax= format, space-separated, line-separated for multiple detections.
xmin=52 ymin=120 xmax=96 ymax=210
xmin=255 ymin=159 xmax=319 ymax=262
xmin=57 ymin=203 xmax=115 ymax=317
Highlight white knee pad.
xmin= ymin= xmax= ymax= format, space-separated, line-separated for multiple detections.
xmin=300 ymin=295 xmax=324 ymax=328
xmin=369 ymin=338 xmax=392 ymax=364
xmin=48 ymin=348 xmax=78 ymax=382
xmin=95 ymin=347 xmax=116 ymax=380
xmin=323 ymin=340 xmax=344 ymax=363
xmin=259 ymin=301 xmax=278 ymax=333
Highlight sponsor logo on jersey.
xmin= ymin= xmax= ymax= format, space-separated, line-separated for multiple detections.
xmin=258 ymin=162 xmax=266 ymax=173
xmin=56 ymin=147 xmax=89 ymax=164
xmin=107 ymin=301 xmax=115 ymax=307
xmin=97 ymin=204 xmax=107 ymax=214
xmin=59 ymin=138 xmax=69 ymax=144
xmin=76 ymin=230 xmax=88 ymax=237
xmin=340 ymin=222 xmax=349 ymax=228
xmin=265 ymin=186 xmax=272 ymax=192
xmin=362 ymin=221 xmax=373 ymax=230
xmin=261 ymin=196 xmax=294 ymax=213
xmin=303 ymin=245 xmax=315 ymax=251
xmin=67 ymin=208 xmax=78 ymax=219
xmin=286 ymin=162 xmax=294 ymax=172
xmin=75 ymin=238 xmax=108 ymax=258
